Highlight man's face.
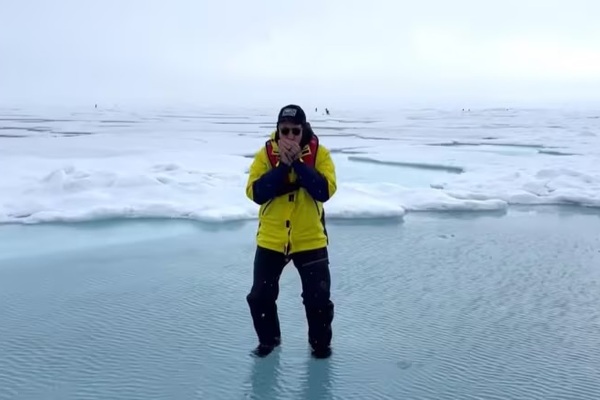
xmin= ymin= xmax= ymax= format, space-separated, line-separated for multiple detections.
xmin=278 ymin=122 xmax=303 ymax=145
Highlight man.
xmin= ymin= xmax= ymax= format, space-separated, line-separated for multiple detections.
xmin=245 ymin=104 xmax=337 ymax=359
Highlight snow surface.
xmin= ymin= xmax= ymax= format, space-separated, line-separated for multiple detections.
xmin=0 ymin=106 xmax=599 ymax=224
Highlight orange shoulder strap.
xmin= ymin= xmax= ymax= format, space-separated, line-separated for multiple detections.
xmin=265 ymin=140 xmax=278 ymax=168
xmin=300 ymin=135 xmax=319 ymax=167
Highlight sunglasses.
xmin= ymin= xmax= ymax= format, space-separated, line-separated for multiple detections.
xmin=279 ymin=127 xmax=302 ymax=136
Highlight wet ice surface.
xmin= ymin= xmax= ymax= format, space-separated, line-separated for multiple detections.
xmin=2 ymin=208 xmax=600 ymax=399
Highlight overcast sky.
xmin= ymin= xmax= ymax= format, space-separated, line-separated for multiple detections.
xmin=1 ymin=0 xmax=599 ymax=107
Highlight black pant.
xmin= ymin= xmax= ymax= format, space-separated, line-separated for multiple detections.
xmin=246 ymin=246 xmax=334 ymax=350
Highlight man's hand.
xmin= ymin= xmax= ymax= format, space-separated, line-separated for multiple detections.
xmin=279 ymin=138 xmax=301 ymax=165
xmin=279 ymin=148 xmax=293 ymax=165
xmin=278 ymin=139 xmax=301 ymax=165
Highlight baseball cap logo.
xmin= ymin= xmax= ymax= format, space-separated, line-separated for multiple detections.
xmin=281 ymin=108 xmax=297 ymax=117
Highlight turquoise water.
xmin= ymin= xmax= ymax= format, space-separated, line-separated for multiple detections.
xmin=331 ymin=154 xmax=456 ymax=187
xmin=1 ymin=208 xmax=600 ymax=399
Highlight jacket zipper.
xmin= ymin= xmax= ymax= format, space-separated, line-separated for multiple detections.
xmin=284 ymin=219 xmax=292 ymax=255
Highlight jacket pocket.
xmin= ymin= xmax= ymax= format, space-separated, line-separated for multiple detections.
xmin=261 ymin=199 xmax=274 ymax=215
xmin=312 ymin=199 xmax=321 ymax=216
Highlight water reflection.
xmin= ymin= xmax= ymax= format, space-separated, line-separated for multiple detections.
xmin=300 ymin=357 xmax=333 ymax=400
xmin=248 ymin=349 xmax=282 ymax=400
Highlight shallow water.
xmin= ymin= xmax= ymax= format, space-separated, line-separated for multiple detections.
xmin=1 ymin=208 xmax=600 ymax=399
xmin=331 ymin=154 xmax=456 ymax=187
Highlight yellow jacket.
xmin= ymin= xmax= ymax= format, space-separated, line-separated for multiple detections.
xmin=246 ymin=132 xmax=337 ymax=255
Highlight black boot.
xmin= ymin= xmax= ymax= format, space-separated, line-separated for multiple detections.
xmin=252 ymin=337 xmax=281 ymax=358
xmin=311 ymin=346 xmax=332 ymax=359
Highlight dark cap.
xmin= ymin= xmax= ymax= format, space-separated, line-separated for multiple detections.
xmin=277 ymin=104 xmax=307 ymax=126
